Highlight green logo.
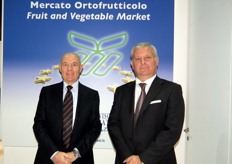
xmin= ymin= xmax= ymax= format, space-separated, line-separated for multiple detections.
xmin=68 ymin=32 xmax=128 ymax=76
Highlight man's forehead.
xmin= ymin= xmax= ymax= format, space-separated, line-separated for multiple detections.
xmin=62 ymin=56 xmax=79 ymax=62
xmin=133 ymin=53 xmax=153 ymax=57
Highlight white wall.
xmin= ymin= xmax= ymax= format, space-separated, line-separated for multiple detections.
xmin=186 ymin=0 xmax=232 ymax=163
xmin=173 ymin=0 xmax=189 ymax=164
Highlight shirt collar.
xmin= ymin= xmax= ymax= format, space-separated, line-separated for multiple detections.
xmin=135 ymin=74 xmax=156 ymax=86
xmin=63 ymin=81 xmax=79 ymax=92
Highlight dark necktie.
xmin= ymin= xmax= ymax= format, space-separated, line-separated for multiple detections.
xmin=134 ymin=83 xmax=146 ymax=127
xmin=63 ymin=85 xmax=73 ymax=149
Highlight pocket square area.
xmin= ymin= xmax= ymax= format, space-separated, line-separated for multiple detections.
xmin=150 ymin=100 xmax=162 ymax=104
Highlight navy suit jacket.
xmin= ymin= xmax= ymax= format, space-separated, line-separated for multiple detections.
xmin=108 ymin=76 xmax=185 ymax=164
xmin=33 ymin=82 xmax=101 ymax=164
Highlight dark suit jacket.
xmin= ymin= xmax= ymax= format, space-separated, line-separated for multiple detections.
xmin=108 ymin=76 xmax=185 ymax=164
xmin=33 ymin=82 xmax=102 ymax=164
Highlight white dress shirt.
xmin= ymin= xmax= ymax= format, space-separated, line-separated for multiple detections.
xmin=134 ymin=75 xmax=156 ymax=112
xmin=63 ymin=81 xmax=79 ymax=128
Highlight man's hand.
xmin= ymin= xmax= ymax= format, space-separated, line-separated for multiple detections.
xmin=51 ymin=151 xmax=73 ymax=164
xmin=124 ymin=155 xmax=142 ymax=164
xmin=66 ymin=151 xmax=78 ymax=162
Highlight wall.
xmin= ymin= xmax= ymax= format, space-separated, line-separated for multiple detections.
xmin=173 ymin=0 xmax=189 ymax=163
xmin=187 ymin=0 xmax=232 ymax=163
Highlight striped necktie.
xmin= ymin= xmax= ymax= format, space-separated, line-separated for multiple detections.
xmin=63 ymin=85 xmax=73 ymax=149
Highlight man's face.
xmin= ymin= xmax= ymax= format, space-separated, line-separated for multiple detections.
xmin=59 ymin=53 xmax=83 ymax=85
xmin=130 ymin=47 xmax=159 ymax=81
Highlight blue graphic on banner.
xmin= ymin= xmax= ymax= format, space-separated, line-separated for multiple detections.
xmin=2 ymin=0 xmax=174 ymax=148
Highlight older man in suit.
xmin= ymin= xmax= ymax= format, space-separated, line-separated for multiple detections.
xmin=33 ymin=52 xmax=101 ymax=164
xmin=108 ymin=42 xmax=185 ymax=164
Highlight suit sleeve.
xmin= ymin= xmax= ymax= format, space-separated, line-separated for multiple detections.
xmin=107 ymin=87 xmax=134 ymax=163
xmin=75 ymin=90 xmax=102 ymax=156
xmin=33 ymin=87 xmax=59 ymax=157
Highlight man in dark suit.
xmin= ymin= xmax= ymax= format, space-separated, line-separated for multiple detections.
xmin=33 ymin=52 xmax=102 ymax=164
xmin=108 ymin=42 xmax=185 ymax=164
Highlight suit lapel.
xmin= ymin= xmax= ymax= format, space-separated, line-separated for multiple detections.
xmin=72 ymin=82 xmax=84 ymax=131
xmin=126 ymin=82 xmax=136 ymax=115
xmin=124 ymin=82 xmax=136 ymax=137
xmin=54 ymin=82 xmax=64 ymax=110
xmin=57 ymin=83 xmax=64 ymax=128
xmin=139 ymin=77 xmax=163 ymax=114
xmin=51 ymin=82 xmax=64 ymax=139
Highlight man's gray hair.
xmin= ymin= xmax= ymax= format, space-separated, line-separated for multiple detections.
xmin=130 ymin=42 xmax=158 ymax=60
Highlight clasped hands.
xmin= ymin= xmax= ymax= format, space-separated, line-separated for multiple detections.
xmin=124 ymin=155 xmax=143 ymax=164
xmin=51 ymin=151 xmax=78 ymax=164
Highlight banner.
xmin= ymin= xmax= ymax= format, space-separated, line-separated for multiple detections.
xmin=2 ymin=0 xmax=174 ymax=148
